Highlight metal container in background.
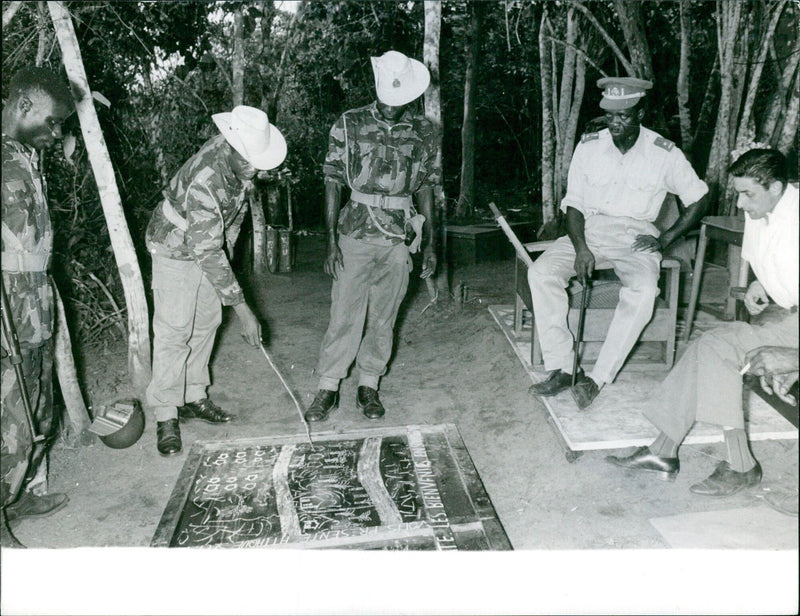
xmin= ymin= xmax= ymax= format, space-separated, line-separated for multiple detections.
xmin=266 ymin=225 xmax=278 ymax=273
xmin=278 ymin=228 xmax=293 ymax=273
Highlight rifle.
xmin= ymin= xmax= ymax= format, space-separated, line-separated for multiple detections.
xmin=0 ymin=278 xmax=45 ymax=443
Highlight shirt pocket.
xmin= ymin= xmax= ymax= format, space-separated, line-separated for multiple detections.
xmin=624 ymin=160 xmax=660 ymax=193
xmin=350 ymin=142 xmax=380 ymax=186
xmin=585 ymin=167 xmax=612 ymax=189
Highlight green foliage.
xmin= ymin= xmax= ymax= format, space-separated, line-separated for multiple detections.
xmin=2 ymin=0 xmax=797 ymax=350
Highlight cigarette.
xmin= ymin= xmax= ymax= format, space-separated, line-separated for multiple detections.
xmin=739 ymin=362 xmax=751 ymax=375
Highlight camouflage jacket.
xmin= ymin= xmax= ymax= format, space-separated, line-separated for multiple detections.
xmin=323 ymin=102 xmax=441 ymax=243
xmin=1 ymin=134 xmax=54 ymax=348
xmin=146 ymin=134 xmax=252 ymax=306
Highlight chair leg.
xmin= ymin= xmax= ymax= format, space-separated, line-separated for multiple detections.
xmin=683 ymin=225 xmax=708 ymax=343
xmin=514 ymin=293 xmax=523 ymax=338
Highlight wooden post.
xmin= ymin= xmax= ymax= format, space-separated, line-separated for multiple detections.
xmin=48 ymin=1 xmax=152 ymax=395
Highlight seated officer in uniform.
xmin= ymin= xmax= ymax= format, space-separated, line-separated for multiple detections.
xmin=528 ymin=77 xmax=709 ymax=410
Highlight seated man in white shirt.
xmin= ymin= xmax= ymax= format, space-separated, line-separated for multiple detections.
xmin=607 ymin=148 xmax=799 ymax=497
xmin=528 ymin=77 xmax=709 ymax=409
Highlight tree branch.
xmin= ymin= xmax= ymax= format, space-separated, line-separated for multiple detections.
xmin=568 ymin=0 xmax=634 ymax=75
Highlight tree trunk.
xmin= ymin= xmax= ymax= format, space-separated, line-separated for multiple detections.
xmin=554 ymin=8 xmax=578 ymax=204
xmin=456 ymin=0 xmax=484 ymax=219
xmin=36 ymin=2 xmax=50 ymax=66
xmin=53 ymin=281 xmax=93 ymax=446
xmin=777 ymin=73 xmax=799 ymax=153
xmin=250 ymin=189 xmax=267 ymax=275
xmin=736 ymin=0 xmax=786 ymax=148
xmin=48 ymin=1 xmax=151 ymax=395
xmin=692 ymin=54 xmax=719 ymax=150
xmin=569 ymin=0 xmax=634 ymax=76
xmin=268 ymin=9 xmax=301 ymax=122
xmin=677 ymin=0 xmax=693 ymax=156
xmin=232 ymin=4 xmax=245 ymax=107
xmin=763 ymin=35 xmax=800 ymax=143
xmin=706 ymin=0 xmax=743 ymax=213
xmin=2 ymin=1 xmax=23 ymax=29
xmin=736 ymin=0 xmax=789 ymax=149
xmin=613 ymin=0 xmax=654 ymax=79
xmin=539 ymin=12 xmax=557 ymax=228
xmin=562 ymin=51 xmax=586 ymax=192
xmin=424 ymin=0 xmax=448 ymax=301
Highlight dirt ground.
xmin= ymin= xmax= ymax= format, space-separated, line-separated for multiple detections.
xmin=4 ymin=234 xmax=798 ymax=613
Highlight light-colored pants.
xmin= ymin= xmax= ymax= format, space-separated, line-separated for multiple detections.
xmin=146 ymin=256 xmax=222 ymax=421
xmin=645 ymin=309 xmax=799 ymax=443
xmin=316 ymin=234 xmax=411 ymax=391
xmin=527 ymin=215 xmax=661 ymax=384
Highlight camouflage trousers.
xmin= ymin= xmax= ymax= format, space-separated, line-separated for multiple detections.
xmin=1 ymin=339 xmax=55 ymax=507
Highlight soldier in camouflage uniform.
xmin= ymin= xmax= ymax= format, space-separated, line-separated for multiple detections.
xmin=145 ymin=106 xmax=286 ymax=456
xmin=305 ymin=51 xmax=440 ymax=422
xmin=2 ymin=67 xmax=74 ymax=548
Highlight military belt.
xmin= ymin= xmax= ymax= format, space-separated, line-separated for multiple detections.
xmin=350 ymin=190 xmax=412 ymax=212
xmin=1 ymin=252 xmax=50 ymax=272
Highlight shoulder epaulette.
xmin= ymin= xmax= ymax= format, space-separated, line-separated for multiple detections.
xmin=654 ymin=136 xmax=675 ymax=151
xmin=581 ymin=132 xmax=600 ymax=143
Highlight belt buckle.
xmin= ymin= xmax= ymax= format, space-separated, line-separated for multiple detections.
xmin=377 ymin=194 xmax=386 ymax=209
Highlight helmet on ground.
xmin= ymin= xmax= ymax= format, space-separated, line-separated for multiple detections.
xmin=89 ymin=399 xmax=145 ymax=449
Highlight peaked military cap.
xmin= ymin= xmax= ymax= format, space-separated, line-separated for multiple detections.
xmin=597 ymin=77 xmax=653 ymax=111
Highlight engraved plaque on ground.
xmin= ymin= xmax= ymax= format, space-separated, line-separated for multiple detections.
xmin=152 ymin=424 xmax=511 ymax=550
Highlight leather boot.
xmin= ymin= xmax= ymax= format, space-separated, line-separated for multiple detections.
xmin=5 ymin=491 xmax=69 ymax=523
xmin=357 ymin=386 xmax=385 ymax=419
xmin=304 ymin=389 xmax=338 ymax=422
xmin=156 ymin=419 xmax=182 ymax=456
xmin=529 ymin=369 xmax=581 ymax=397
xmin=178 ymin=398 xmax=235 ymax=423
xmin=1 ymin=509 xmax=25 ymax=548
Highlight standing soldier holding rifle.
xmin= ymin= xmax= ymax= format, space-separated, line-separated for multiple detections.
xmin=2 ymin=67 xmax=74 ymax=547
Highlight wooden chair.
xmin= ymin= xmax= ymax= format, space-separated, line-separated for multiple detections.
xmin=681 ymin=215 xmax=748 ymax=342
xmin=514 ymin=245 xmax=681 ymax=371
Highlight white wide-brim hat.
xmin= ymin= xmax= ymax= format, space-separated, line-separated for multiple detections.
xmin=212 ymin=105 xmax=287 ymax=171
xmin=371 ymin=50 xmax=430 ymax=107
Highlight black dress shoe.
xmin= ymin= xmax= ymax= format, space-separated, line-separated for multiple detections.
xmin=356 ymin=386 xmax=385 ymax=419
xmin=5 ymin=491 xmax=69 ymax=523
xmin=529 ymin=369 xmax=582 ymax=397
xmin=157 ymin=419 xmax=182 ymax=456
xmin=689 ymin=460 xmax=762 ymax=496
xmin=571 ymin=375 xmax=601 ymax=410
xmin=304 ymin=389 xmax=338 ymax=422
xmin=606 ymin=446 xmax=679 ymax=482
xmin=178 ymin=398 xmax=235 ymax=423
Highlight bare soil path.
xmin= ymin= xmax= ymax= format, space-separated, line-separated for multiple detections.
xmin=4 ymin=235 xmax=797 ymax=614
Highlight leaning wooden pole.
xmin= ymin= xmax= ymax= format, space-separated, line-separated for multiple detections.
xmin=488 ymin=202 xmax=535 ymax=269
xmin=48 ymin=1 xmax=151 ymax=395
